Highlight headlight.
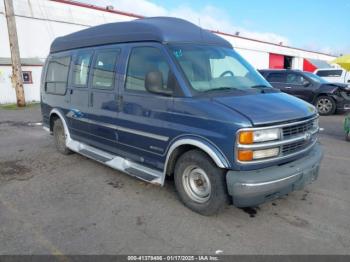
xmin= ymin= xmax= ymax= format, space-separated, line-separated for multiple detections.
xmin=239 ymin=128 xmax=280 ymax=144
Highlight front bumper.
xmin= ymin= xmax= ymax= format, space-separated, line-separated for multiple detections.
xmin=226 ymin=144 xmax=323 ymax=207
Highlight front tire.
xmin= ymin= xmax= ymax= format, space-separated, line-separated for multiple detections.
xmin=174 ymin=150 xmax=229 ymax=216
xmin=315 ymin=96 xmax=336 ymax=115
xmin=53 ymin=118 xmax=72 ymax=155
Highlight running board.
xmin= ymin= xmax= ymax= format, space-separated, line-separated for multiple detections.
xmin=67 ymin=139 xmax=163 ymax=185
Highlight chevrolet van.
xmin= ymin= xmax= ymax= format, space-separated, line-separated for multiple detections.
xmin=41 ymin=17 xmax=323 ymax=215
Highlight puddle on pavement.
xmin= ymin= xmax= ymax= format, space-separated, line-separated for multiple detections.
xmin=0 ymin=160 xmax=33 ymax=181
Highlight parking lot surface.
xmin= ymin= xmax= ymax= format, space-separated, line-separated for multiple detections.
xmin=0 ymin=105 xmax=349 ymax=255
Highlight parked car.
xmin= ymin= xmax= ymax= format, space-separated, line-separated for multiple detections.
xmin=314 ymin=68 xmax=350 ymax=87
xmin=345 ymin=114 xmax=350 ymax=141
xmin=259 ymin=69 xmax=350 ymax=115
xmin=41 ymin=17 xmax=323 ymax=215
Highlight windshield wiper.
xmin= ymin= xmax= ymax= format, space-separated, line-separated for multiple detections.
xmin=250 ymin=85 xmax=271 ymax=89
xmin=250 ymin=84 xmax=276 ymax=94
xmin=203 ymin=87 xmax=240 ymax=93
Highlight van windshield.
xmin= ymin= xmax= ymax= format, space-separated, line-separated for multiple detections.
xmin=169 ymin=44 xmax=271 ymax=93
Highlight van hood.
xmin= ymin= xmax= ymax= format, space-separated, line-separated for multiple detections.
xmin=213 ymin=92 xmax=317 ymax=126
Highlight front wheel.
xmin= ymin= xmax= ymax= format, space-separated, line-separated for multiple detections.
xmin=174 ymin=150 xmax=229 ymax=216
xmin=315 ymin=96 xmax=336 ymax=115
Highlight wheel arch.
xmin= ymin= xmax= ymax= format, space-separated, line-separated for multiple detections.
xmin=49 ymin=108 xmax=71 ymax=140
xmin=163 ymin=137 xmax=230 ymax=180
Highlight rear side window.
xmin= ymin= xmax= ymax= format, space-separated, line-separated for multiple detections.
xmin=316 ymin=70 xmax=343 ymax=77
xmin=125 ymin=47 xmax=171 ymax=93
xmin=92 ymin=49 xmax=120 ymax=89
xmin=45 ymin=56 xmax=71 ymax=95
xmin=73 ymin=51 xmax=93 ymax=87
xmin=266 ymin=73 xmax=286 ymax=83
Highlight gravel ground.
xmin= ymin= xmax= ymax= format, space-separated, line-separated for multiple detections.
xmin=0 ymin=105 xmax=349 ymax=255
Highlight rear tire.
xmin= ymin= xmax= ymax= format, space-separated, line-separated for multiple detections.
xmin=53 ymin=118 xmax=72 ymax=155
xmin=315 ymin=96 xmax=336 ymax=115
xmin=174 ymin=150 xmax=229 ymax=216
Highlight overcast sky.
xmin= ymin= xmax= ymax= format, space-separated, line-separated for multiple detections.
xmin=79 ymin=0 xmax=350 ymax=55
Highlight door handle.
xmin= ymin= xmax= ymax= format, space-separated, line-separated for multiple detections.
xmin=285 ymin=86 xmax=292 ymax=89
xmin=70 ymin=89 xmax=73 ymax=94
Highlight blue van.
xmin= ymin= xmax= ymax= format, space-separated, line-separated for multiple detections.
xmin=41 ymin=17 xmax=323 ymax=215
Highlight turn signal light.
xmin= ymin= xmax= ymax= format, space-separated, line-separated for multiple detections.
xmin=239 ymin=131 xmax=253 ymax=144
xmin=238 ymin=150 xmax=253 ymax=161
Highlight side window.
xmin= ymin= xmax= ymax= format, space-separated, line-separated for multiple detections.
xmin=92 ymin=49 xmax=120 ymax=90
xmin=267 ymin=73 xmax=286 ymax=83
xmin=286 ymin=73 xmax=305 ymax=85
xmin=73 ymin=51 xmax=93 ymax=87
xmin=125 ymin=47 xmax=174 ymax=94
xmin=45 ymin=56 xmax=71 ymax=95
xmin=316 ymin=70 xmax=343 ymax=77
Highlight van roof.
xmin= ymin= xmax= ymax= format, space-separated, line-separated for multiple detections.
xmin=50 ymin=17 xmax=232 ymax=53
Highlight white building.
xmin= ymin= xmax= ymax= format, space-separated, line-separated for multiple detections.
xmin=0 ymin=0 xmax=336 ymax=104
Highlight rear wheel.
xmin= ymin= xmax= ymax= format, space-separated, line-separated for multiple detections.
xmin=315 ymin=96 xmax=336 ymax=115
xmin=174 ymin=150 xmax=229 ymax=216
xmin=53 ymin=118 xmax=72 ymax=155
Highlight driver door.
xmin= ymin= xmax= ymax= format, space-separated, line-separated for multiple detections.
xmin=285 ymin=73 xmax=314 ymax=103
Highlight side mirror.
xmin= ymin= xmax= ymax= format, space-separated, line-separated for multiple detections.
xmin=145 ymin=71 xmax=172 ymax=96
xmin=303 ymin=81 xmax=311 ymax=87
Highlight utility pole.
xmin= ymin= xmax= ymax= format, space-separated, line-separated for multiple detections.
xmin=4 ymin=0 xmax=25 ymax=107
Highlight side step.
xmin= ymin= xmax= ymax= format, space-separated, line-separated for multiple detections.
xmin=69 ymin=139 xmax=163 ymax=185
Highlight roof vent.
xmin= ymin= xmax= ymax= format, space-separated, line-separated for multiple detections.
xmin=235 ymin=31 xmax=240 ymax=36
xmin=106 ymin=5 xmax=114 ymax=10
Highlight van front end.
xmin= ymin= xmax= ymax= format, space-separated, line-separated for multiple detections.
xmin=226 ymin=116 xmax=323 ymax=207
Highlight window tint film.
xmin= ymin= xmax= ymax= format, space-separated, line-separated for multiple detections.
xmin=73 ymin=51 xmax=92 ymax=86
xmin=45 ymin=56 xmax=71 ymax=95
xmin=316 ymin=70 xmax=343 ymax=77
xmin=92 ymin=50 xmax=120 ymax=89
xmin=267 ymin=73 xmax=286 ymax=83
xmin=125 ymin=47 xmax=173 ymax=93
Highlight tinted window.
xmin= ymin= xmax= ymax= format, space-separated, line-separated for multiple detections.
xmin=316 ymin=70 xmax=343 ymax=77
xmin=125 ymin=47 xmax=172 ymax=93
xmin=286 ymin=73 xmax=305 ymax=85
xmin=266 ymin=73 xmax=286 ymax=83
xmin=45 ymin=56 xmax=71 ymax=95
xmin=92 ymin=50 xmax=120 ymax=89
xmin=73 ymin=51 xmax=93 ymax=86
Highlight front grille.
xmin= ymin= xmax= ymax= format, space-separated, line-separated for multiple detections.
xmin=282 ymin=135 xmax=316 ymax=155
xmin=283 ymin=120 xmax=314 ymax=138
xmin=236 ymin=116 xmax=319 ymax=164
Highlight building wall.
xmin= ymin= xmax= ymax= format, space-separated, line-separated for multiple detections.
xmin=0 ymin=65 xmax=42 ymax=104
xmin=0 ymin=0 xmax=337 ymax=104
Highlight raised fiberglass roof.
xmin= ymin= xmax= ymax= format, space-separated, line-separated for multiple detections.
xmin=50 ymin=17 xmax=232 ymax=53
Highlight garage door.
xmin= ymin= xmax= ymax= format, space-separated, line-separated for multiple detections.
xmin=269 ymin=53 xmax=284 ymax=69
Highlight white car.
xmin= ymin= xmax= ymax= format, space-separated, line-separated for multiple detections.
xmin=314 ymin=68 xmax=350 ymax=87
